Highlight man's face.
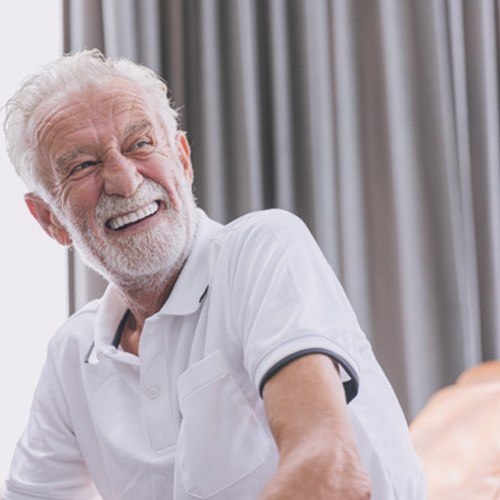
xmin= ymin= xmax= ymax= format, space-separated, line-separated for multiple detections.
xmin=30 ymin=78 xmax=197 ymax=284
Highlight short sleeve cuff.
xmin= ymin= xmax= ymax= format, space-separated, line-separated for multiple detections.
xmin=253 ymin=334 xmax=361 ymax=404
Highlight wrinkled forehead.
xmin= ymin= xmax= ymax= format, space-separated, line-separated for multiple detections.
xmin=30 ymin=77 xmax=158 ymax=133
xmin=27 ymin=78 xmax=168 ymax=190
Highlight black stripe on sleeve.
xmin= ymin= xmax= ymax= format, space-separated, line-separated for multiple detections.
xmin=258 ymin=348 xmax=359 ymax=404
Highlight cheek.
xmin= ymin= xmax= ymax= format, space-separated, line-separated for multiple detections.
xmin=144 ymin=162 xmax=180 ymax=190
xmin=58 ymin=182 xmax=101 ymax=222
xmin=168 ymin=171 xmax=191 ymax=200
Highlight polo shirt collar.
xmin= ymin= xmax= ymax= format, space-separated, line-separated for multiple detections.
xmin=89 ymin=209 xmax=221 ymax=363
xmin=158 ymin=208 xmax=221 ymax=315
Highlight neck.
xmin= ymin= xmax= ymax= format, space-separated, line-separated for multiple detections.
xmin=115 ymin=265 xmax=183 ymax=327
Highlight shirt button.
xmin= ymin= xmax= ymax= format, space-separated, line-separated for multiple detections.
xmin=147 ymin=386 xmax=160 ymax=399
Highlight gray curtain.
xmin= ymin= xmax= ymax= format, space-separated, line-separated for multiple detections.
xmin=63 ymin=0 xmax=500 ymax=420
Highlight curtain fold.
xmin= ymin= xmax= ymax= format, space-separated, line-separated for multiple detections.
xmin=63 ymin=0 xmax=500 ymax=419
xmin=464 ymin=0 xmax=500 ymax=359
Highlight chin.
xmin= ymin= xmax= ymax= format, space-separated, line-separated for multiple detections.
xmin=72 ymin=196 xmax=198 ymax=290
xmin=76 ymin=226 xmax=195 ymax=289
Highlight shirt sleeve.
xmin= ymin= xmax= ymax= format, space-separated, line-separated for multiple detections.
xmin=225 ymin=210 xmax=364 ymax=402
xmin=4 ymin=342 xmax=101 ymax=500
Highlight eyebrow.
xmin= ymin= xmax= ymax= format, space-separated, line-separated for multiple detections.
xmin=124 ymin=119 xmax=153 ymax=137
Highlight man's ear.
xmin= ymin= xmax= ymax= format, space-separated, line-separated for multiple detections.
xmin=24 ymin=193 xmax=72 ymax=246
xmin=176 ymin=131 xmax=194 ymax=184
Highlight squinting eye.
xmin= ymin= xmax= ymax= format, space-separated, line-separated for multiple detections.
xmin=129 ymin=139 xmax=151 ymax=151
xmin=132 ymin=139 xmax=151 ymax=150
xmin=70 ymin=161 xmax=97 ymax=175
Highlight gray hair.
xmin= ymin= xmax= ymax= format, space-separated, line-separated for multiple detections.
xmin=3 ymin=49 xmax=179 ymax=201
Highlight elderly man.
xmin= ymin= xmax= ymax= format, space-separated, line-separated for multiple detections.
xmin=3 ymin=49 xmax=425 ymax=499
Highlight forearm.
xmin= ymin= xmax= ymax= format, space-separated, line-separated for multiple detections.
xmin=260 ymin=354 xmax=372 ymax=499
xmin=260 ymin=439 xmax=371 ymax=499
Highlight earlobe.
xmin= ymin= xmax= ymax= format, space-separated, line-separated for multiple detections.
xmin=24 ymin=193 xmax=73 ymax=246
xmin=176 ymin=131 xmax=194 ymax=183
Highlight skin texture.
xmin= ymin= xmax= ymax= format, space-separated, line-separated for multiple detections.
xmin=261 ymin=354 xmax=372 ymax=499
xmin=25 ymin=77 xmax=372 ymax=496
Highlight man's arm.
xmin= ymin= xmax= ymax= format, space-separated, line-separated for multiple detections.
xmin=260 ymin=353 xmax=372 ymax=499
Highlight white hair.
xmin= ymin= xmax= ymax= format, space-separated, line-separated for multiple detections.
xmin=3 ymin=49 xmax=179 ymax=201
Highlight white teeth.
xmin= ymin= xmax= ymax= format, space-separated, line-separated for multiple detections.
xmin=108 ymin=202 xmax=159 ymax=230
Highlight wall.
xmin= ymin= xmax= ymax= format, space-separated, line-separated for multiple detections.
xmin=0 ymin=1 xmax=66 ymax=492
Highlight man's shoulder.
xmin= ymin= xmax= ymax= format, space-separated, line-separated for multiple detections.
xmin=204 ymin=208 xmax=318 ymax=279
xmin=227 ymin=208 xmax=305 ymax=228
xmin=218 ymin=208 xmax=310 ymax=243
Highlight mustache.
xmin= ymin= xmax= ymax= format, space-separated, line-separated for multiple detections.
xmin=95 ymin=180 xmax=169 ymax=221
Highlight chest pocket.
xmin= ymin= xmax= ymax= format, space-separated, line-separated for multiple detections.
xmin=176 ymin=350 xmax=271 ymax=498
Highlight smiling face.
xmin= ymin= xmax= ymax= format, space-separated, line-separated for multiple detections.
xmin=28 ymin=78 xmax=197 ymax=286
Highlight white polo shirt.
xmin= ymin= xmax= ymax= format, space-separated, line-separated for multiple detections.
xmin=5 ymin=209 xmax=425 ymax=500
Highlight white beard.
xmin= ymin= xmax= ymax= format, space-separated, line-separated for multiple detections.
xmin=60 ymin=177 xmax=197 ymax=288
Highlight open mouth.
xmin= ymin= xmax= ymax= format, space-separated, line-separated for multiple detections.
xmin=106 ymin=201 xmax=160 ymax=230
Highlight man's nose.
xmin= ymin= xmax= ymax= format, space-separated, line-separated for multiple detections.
xmin=102 ymin=154 xmax=143 ymax=196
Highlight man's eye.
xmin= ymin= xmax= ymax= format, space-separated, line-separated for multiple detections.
xmin=131 ymin=139 xmax=151 ymax=151
xmin=70 ymin=161 xmax=97 ymax=175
